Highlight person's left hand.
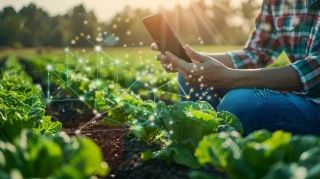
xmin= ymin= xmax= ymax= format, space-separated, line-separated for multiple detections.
xmin=166 ymin=45 xmax=233 ymax=88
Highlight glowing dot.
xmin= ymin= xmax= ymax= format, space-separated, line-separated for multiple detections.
xmin=126 ymin=31 xmax=131 ymax=35
xmin=115 ymin=37 xmax=120 ymax=41
xmin=71 ymin=40 xmax=76 ymax=44
xmin=75 ymin=130 xmax=81 ymax=134
xmin=150 ymin=122 xmax=155 ymax=126
xmin=65 ymin=48 xmax=69 ymax=52
xmin=169 ymin=130 xmax=174 ymax=134
xmin=263 ymin=23 xmax=271 ymax=31
xmin=153 ymin=88 xmax=157 ymax=92
xmin=80 ymin=33 xmax=84 ymax=36
xmin=112 ymin=24 xmax=117 ymax=29
xmin=46 ymin=98 xmax=51 ymax=103
xmin=169 ymin=121 xmax=174 ymax=125
xmin=124 ymin=44 xmax=127 ymax=47
xmin=87 ymin=35 xmax=91 ymax=39
xmin=200 ymin=40 xmax=204 ymax=45
xmin=115 ymin=60 xmax=119 ymax=64
xmin=200 ymin=66 xmax=204 ymax=70
xmin=95 ymin=46 xmax=101 ymax=51
xmin=83 ymin=20 xmax=88 ymax=25
xmin=149 ymin=115 xmax=155 ymax=121
xmin=96 ymin=37 xmax=103 ymax=42
xmin=79 ymin=96 xmax=84 ymax=101
xmin=186 ymin=95 xmax=190 ymax=100
xmin=139 ymin=41 xmax=143 ymax=46
xmin=78 ymin=58 xmax=83 ymax=63
xmin=46 ymin=65 xmax=52 ymax=70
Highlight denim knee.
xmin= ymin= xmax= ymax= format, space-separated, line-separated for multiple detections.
xmin=217 ymin=89 xmax=254 ymax=114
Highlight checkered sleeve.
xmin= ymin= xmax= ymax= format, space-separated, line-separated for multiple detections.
xmin=290 ymin=53 xmax=320 ymax=97
xmin=227 ymin=0 xmax=281 ymax=69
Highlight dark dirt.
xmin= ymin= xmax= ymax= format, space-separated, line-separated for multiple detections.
xmin=64 ymin=119 xmax=227 ymax=179
xmin=62 ymin=120 xmax=129 ymax=170
xmin=108 ymin=137 xmax=228 ymax=179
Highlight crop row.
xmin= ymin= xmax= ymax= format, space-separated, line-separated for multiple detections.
xmin=0 ymin=57 xmax=110 ymax=178
xmin=95 ymin=89 xmax=320 ymax=179
xmin=2 ymin=55 xmax=320 ymax=179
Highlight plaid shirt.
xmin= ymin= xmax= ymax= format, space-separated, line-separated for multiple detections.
xmin=227 ymin=0 xmax=320 ymax=104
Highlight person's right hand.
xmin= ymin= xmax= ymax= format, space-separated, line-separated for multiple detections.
xmin=150 ymin=43 xmax=178 ymax=73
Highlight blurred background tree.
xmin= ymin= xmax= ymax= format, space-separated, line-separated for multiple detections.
xmin=0 ymin=0 xmax=261 ymax=48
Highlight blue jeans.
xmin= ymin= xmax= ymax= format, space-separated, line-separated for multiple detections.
xmin=177 ymin=74 xmax=320 ymax=136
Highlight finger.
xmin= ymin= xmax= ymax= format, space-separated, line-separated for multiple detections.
xmin=162 ymin=62 xmax=177 ymax=73
xmin=150 ymin=43 xmax=159 ymax=51
xmin=185 ymin=45 xmax=207 ymax=63
xmin=156 ymin=54 xmax=170 ymax=63
xmin=177 ymin=68 xmax=196 ymax=83
xmin=165 ymin=51 xmax=192 ymax=72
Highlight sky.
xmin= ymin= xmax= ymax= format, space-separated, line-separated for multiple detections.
xmin=0 ymin=0 xmax=250 ymax=22
xmin=0 ymin=0 xmax=195 ymax=22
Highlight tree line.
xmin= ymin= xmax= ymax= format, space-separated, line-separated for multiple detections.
xmin=0 ymin=0 xmax=260 ymax=48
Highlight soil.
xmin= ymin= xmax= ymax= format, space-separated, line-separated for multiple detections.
xmin=63 ymin=118 xmax=228 ymax=179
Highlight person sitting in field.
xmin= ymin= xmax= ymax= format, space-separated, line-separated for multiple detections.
xmin=150 ymin=0 xmax=320 ymax=136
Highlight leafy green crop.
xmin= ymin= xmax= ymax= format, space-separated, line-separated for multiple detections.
xmin=0 ymin=57 xmax=61 ymax=140
xmin=96 ymin=90 xmax=163 ymax=143
xmin=195 ymin=129 xmax=320 ymax=179
xmin=0 ymin=130 xmax=110 ymax=179
xmin=153 ymin=101 xmax=243 ymax=168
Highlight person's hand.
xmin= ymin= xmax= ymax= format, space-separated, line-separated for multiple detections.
xmin=165 ymin=45 xmax=233 ymax=88
xmin=150 ymin=43 xmax=178 ymax=73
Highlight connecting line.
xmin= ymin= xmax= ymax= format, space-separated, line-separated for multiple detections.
xmin=78 ymin=105 xmax=125 ymax=130
xmin=67 ymin=66 xmax=83 ymax=86
xmin=155 ymin=79 xmax=175 ymax=91
xmin=66 ymin=86 xmax=93 ymax=110
xmin=96 ymin=51 xmax=99 ymax=79
xmin=82 ymin=35 xmax=96 ymax=46
xmin=176 ymin=79 xmax=188 ymax=97
xmin=50 ymin=70 xmax=93 ymax=109
xmin=66 ymin=51 xmax=68 ymax=85
xmin=50 ymin=98 xmax=95 ymax=102
xmin=47 ymin=70 xmax=50 ymax=98
xmin=116 ymin=65 xmax=119 ymax=96
xmin=65 ymin=128 xmax=129 ymax=134
xmin=100 ymin=51 xmax=117 ymax=63
xmin=100 ymin=35 xmax=114 ymax=46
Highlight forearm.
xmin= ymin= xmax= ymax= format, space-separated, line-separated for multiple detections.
xmin=203 ymin=53 xmax=235 ymax=68
xmin=227 ymin=65 xmax=301 ymax=91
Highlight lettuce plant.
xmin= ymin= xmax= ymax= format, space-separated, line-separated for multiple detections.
xmin=153 ymin=101 xmax=243 ymax=168
xmin=0 ymin=130 xmax=110 ymax=179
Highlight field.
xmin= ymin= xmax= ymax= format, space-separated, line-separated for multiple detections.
xmin=2 ymin=46 xmax=319 ymax=179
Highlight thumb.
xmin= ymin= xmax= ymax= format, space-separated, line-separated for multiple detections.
xmin=185 ymin=45 xmax=206 ymax=63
